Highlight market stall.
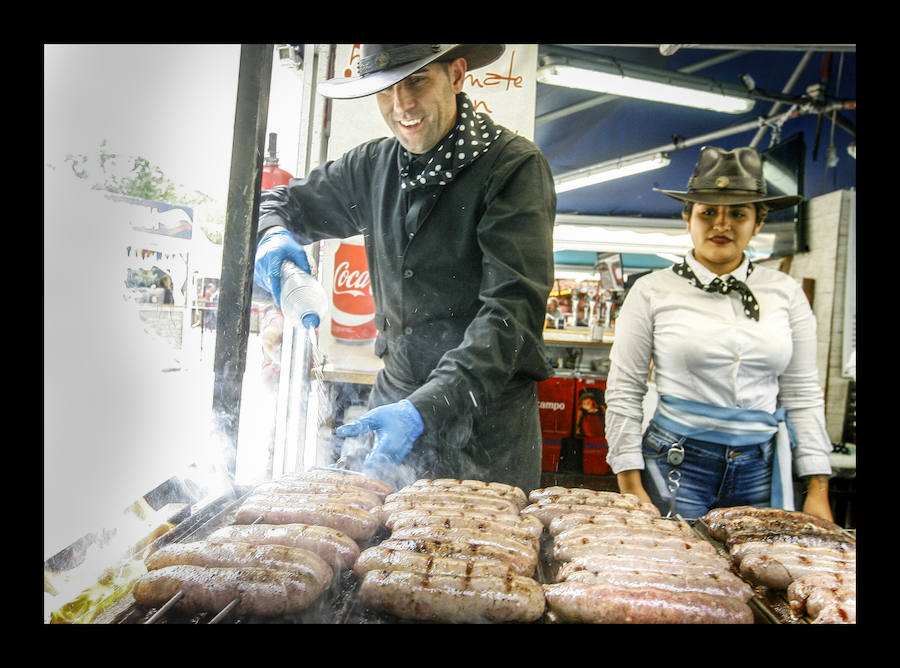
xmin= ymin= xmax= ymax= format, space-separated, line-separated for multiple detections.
xmin=44 ymin=44 xmax=856 ymax=625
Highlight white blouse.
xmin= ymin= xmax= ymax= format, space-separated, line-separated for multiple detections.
xmin=604 ymin=252 xmax=833 ymax=478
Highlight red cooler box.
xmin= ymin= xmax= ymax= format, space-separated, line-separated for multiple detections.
xmin=541 ymin=437 xmax=561 ymax=472
xmin=575 ymin=376 xmax=609 ymax=474
xmin=537 ymin=376 xmax=576 ymax=471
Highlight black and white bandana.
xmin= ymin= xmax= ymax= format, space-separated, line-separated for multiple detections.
xmin=398 ymin=92 xmax=502 ymax=191
xmin=673 ymin=258 xmax=760 ymax=321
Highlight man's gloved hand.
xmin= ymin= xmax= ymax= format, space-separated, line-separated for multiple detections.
xmin=335 ymin=399 xmax=424 ymax=468
xmin=254 ymin=229 xmax=311 ymax=308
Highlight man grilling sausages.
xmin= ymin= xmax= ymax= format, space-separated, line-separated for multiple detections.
xmin=254 ymin=45 xmax=557 ymax=493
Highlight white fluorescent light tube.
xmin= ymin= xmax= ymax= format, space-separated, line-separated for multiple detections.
xmin=537 ymin=57 xmax=755 ymax=114
xmin=555 ymin=153 xmax=670 ymax=194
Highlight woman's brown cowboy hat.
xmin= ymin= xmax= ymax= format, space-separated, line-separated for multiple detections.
xmin=318 ymin=44 xmax=505 ymax=99
xmin=655 ymin=146 xmax=803 ymax=211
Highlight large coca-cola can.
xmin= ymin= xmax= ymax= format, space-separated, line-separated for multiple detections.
xmin=331 ymin=236 xmax=376 ymax=344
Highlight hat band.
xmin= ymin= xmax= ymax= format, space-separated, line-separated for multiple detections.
xmin=688 ymin=175 xmax=764 ymax=193
xmin=358 ymin=44 xmax=442 ymax=76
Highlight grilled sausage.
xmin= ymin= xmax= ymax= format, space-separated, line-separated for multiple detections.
xmin=806 ymin=585 xmax=856 ymax=620
xmin=233 ymin=500 xmax=379 ymax=542
xmin=522 ymin=502 xmax=660 ymax=527
xmin=389 ymin=525 xmax=538 ymax=567
xmin=553 ymin=541 xmax=730 ymax=569
xmin=358 ymin=568 xmax=545 ymax=623
xmin=703 ymin=505 xmax=844 ymax=533
xmin=387 ymin=513 xmax=540 ymax=550
xmin=145 ymin=540 xmax=332 ymax=588
xmin=206 ymin=523 xmax=360 ymax=571
xmin=377 ymin=537 xmax=535 ymax=576
xmin=529 ymin=486 xmax=641 ymax=504
xmin=407 ymin=479 xmax=528 ymax=509
xmin=526 ymin=494 xmax=653 ymax=514
xmin=383 ymin=507 xmax=543 ymax=540
xmin=786 ymin=572 xmax=857 ymax=615
xmin=554 ymin=529 xmax=719 ymax=556
xmin=725 ymin=529 xmax=856 ymax=551
xmin=133 ymin=565 xmax=327 ymax=616
xmin=548 ymin=514 xmax=694 ymax=538
xmin=244 ymin=490 xmax=382 ymax=511
xmin=375 ymin=501 xmax=523 ymax=526
xmin=729 ymin=540 xmax=856 ymax=567
xmin=706 ymin=515 xmax=848 ymax=542
xmin=382 ymin=490 xmax=520 ymax=515
xmin=279 ymin=470 xmax=394 ymax=498
xmin=739 ymin=554 xmax=856 ymax=590
xmin=250 ymin=482 xmax=383 ymax=509
xmin=810 ymin=598 xmax=856 ymax=624
xmin=543 ymin=581 xmax=753 ymax=624
xmin=558 ymin=553 xmax=732 ymax=579
xmin=561 ymin=568 xmax=753 ymax=602
xmin=353 ymin=545 xmax=520 ymax=580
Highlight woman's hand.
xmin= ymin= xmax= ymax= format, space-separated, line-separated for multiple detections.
xmin=802 ymin=475 xmax=835 ymax=522
xmin=616 ymin=470 xmax=653 ymax=504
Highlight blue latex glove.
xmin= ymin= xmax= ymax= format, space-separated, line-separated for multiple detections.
xmin=254 ymin=229 xmax=312 ymax=308
xmin=335 ymin=399 xmax=424 ymax=468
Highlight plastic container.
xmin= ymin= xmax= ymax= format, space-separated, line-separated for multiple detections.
xmin=280 ymin=260 xmax=328 ymax=329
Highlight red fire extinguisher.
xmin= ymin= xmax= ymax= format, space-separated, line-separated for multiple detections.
xmin=261 ymin=132 xmax=293 ymax=189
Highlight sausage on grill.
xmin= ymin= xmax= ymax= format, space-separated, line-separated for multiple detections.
xmin=725 ymin=529 xmax=856 ymax=551
xmin=377 ymin=537 xmax=535 ymax=576
xmin=703 ymin=506 xmax=844 ymax=533
xmin=543 ymin=581 xmax=753 ymax=624
xmin=249 ymin=483 xmax=383 ymax=509
xmin=145 ymin=540 xmax=332 ymax=588
xmin=233 ymin=500 xmax=379 ymax=542
xmin=729 ymin=540 xmax=856 ymax=567
xmin=353 ymin=545 xmax=520 ymax=580
xmin=382 ymin=490 xmax=520 ymax=515
xmin=806 ymin=585 xmax=856 ymax=620
xmin=528 ymin=487 xmax=642 ymax=505
xmin=739 ymin=554 xmax=856 ymax=590
xmin=375 ymin=501 xmax=523 ymax=527
xmin=358 ymin=568 xmax=545 ymax=623
xmin=553 ymin=541 xmax=730 ymax=569
xmin=206 ymin=523 xmax=360 ymax=572
xmin=558 ymin=553 xmax=732 ymax=579
xmin=561 ymin=568 xmax=753 ymax=602
xmin=389 ymin=525 xmax=538 ymax=567
xmin=787 ymin=572 xmax=857 ymax=615
xmin=387 ymin=513 xmax=540 ymax=549
xmin=554 ymin=527 xmax=718 ymax=555
xmin=548 ymin=514 xmax=694 ymax=538
xmin=279 ymin=471 xmax=394 ymax=498
xmin=133 ymin=565 xmax=327 ymax=616
xmin=406 ymin=479 xmax=528 ymax=509
xmin=383 ymin=507 xmax=543 ymax=540
xmin=522 ymin=502 xmax=660 ymax=527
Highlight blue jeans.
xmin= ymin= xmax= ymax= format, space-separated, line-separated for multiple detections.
xmin=640 ymin=420 xmax=774 ymax=519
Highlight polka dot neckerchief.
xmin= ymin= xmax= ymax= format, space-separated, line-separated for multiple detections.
xmin=398 ymin=92 xmax=503 ymax=191
xmin=672 ymin=258 xmax=761 ymax=321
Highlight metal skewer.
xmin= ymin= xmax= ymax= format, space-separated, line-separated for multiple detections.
xmin=208 ymin=595 xmax=242 ymax=624
xmin=144 ymin=591 xmax=184 ymax=624
xmin=143 ymin=514 xmax=265 ymax=623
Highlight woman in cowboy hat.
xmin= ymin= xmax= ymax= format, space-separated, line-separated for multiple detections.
xmin=253 ymin=45 xmax=557 ymax=493
xmin=604 ymin=145 xmax=835 ymax=521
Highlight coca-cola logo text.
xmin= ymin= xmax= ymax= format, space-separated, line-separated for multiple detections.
xmin=333 ymin=261 xmax=371 ymax=297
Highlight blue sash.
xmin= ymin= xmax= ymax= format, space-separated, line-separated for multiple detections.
xmin=653 ymin=395 xmax=797 ymax=510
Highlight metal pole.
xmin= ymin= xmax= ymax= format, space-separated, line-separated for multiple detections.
xmin=749 ymin=50 xmax=815 ymax=148
xmin=213 ymin=44 xmax=274 ymax=478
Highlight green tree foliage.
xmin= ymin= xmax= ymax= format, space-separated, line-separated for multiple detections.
xmin=61 ymin=140 xmax=211 ymax=207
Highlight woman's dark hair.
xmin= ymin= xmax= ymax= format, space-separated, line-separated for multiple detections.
xmin=682 ymin=201 xmax=769 ymax=223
